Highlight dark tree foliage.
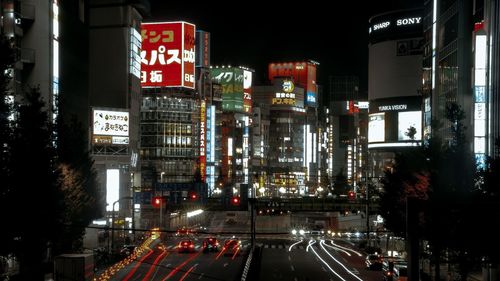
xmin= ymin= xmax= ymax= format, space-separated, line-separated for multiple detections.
xmin=0 ymin=37 xmax=15 ymax=257
xmin=379 ymin=102 xmax=494 ymax=280
xmin=320 ymin=167 xmax=331 ymax=194
xmin=378 ymin=144 xmax=430 ymax=237
xmin=56 ymin=116 xmax=103 ymax=253
xmin=9 ymin=88 xmax=64 ymax=280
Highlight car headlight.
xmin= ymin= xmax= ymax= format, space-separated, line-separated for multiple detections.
xmin=299 ymin=229 xmax=305 ymax=235
xmin=291 ymin=229 xmax=297 ymax=235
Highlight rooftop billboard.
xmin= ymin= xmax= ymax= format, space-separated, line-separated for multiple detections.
xmin=211 ymin=67 xmax=253 ymax=113
xmin=268 ymin=61 xmax=317 ymax=107
xmin=141 ymin=21 xmax=196 ymax=88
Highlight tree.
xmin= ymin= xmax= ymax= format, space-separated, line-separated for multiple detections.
xmin=0 ymin=36 xmax=15 ymax=257
xmin=9 ymin=87 xmax=64 ymax=280
xmin=55 ymin=116 xmax=103 ymax=253
xmin=405 ymin=125 xmax=417 ymax=140
xmin=320 ymin=168 xmax=332 ymax=194
xmin=379 ymin=102 xmax=481 ymax=281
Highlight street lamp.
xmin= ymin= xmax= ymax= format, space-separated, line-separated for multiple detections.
xmin=111 ymin=196 xmax=133 ymax=254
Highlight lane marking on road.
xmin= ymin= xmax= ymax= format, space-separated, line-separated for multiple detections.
xmin=319 ymin=240 xmax=364 ymax=281
xmin=294 ymin=277 xmax=298 ymax=281
xmin=322 ymin=266 xmax=327 ymax=272
xmin=198 ymin=273 xmax=204 ymax=280
xmin=291 ymin=265 xmax=295 ymax=271
xmin=351 ymin=268 xmax=359 ymax=274
xmin=223 ymin=262 xmax=229 ymax=267
xmin=288 ymin=256 xmax=291 ymax=261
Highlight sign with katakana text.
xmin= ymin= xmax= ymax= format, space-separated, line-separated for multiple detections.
xmin=141 ymin=21 xmax=196 ymax=88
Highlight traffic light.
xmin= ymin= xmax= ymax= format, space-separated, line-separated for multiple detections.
xmin=348 ymin=191 xmax=356 ymax=200
xmin=152 ymin=196 xmax=166 ymax=208
xmin=231 ymin=196 xmax=240 ymax=206
xmin=189 ymin=191 xmax=198 ymax=201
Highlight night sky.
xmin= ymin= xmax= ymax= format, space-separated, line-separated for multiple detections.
xmin=147 ymin=1 xmax=421 ymax=92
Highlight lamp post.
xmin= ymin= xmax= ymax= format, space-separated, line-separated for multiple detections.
xmin=111 ymin=196 xmax=133 ymax=254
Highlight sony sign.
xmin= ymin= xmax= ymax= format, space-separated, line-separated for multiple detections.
xmin=396 ymin=17 xmax=422 ymax=26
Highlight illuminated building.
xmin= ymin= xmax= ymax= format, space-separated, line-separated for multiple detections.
xmin=139 ymin=22 xmax=209 ymax=225
xmin=253 ymin=74 xmax=312 ymax=197
xmin=210 ymin=66 xmax=253 ymax=204
xmin=422 ymin=0 xmax=500 ymax=168
xmin=0 ymin=0 xmax=149 ymax=219
xmin=88 ymin=2 xmax=148 ymax=236
xmin=326 ymin=76 xmax=368 ymax=194
xmin=368 ymin=9 xmax=424 ymax=178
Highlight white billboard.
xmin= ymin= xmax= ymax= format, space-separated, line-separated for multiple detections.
xmin=398 ymin=111 xmax=422 ymax=140
xmin=368 ymin=113 xmax=385 ymax=143
xmin=92 ymin=109 xmax=130 ymax=145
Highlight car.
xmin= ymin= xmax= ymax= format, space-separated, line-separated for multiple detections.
xmin=177 ymin=239 xmax=196 ymax=253
xmin=310 ymin=230 xmax=324 ymax=237
xmin=202 ymin=237 xmax=219 ymax=253
xmin=365 ymin=254 xmax=383 ymax=270
xmin=223 ymin=239 xmax=241 ymax=256
xmin=175 ymin=228 xmax=193 ymax=237
xmin=119 ymin=245 xmax=136 ymax=256
xmin=382 ymin=258 xmax=408 ymax=281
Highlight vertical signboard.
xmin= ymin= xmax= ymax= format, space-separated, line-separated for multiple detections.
xmin=196 ymin=31 xmax=211 ymax=68
xmin=141 ymin=21 xmax=196 ymax=88
xmin=243 ymin=70 xmax=253 ymax=113
xmin=473 ymin=32 xmax=487 ymax=168
xmin=199 ymin=100 xmax=206 ymax=182
xmin=306 ymin=63 xmax=317 ymax=106
xmin=183 ymin=23 xmax=196 ymax=88
xmin=130 ymin=28 xmax=142 ymax=78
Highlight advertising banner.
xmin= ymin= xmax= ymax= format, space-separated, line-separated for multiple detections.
xmin=141 ymin=21 xmax=196 ymax=88
xmin=92 ymin=108 xmax=129 ymax=145
xmin=210 ymin=67 xmax=244 ymax=112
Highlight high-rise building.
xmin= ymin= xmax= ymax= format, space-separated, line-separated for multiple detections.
xmin=1 ymin=0 xmax=61 ymax=119
xmin=209 ymin=66 xmax=253 ymax=203
xmin=1 ymin=0 xmax=150 ymax=239
xmin=422 ymin=0 xmax=500 ymax=167
xmin=368 ymin=8 xmax=424 ymax=178
xmin=88 ymin=0 xmax=148 ymax=226
xmin=327 ymin=76 xmax=368 ymax=195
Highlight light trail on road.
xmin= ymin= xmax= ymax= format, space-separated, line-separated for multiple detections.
xmin=320 ymin=240 xmax=364 ymax=281
xmin=308 ymin=240 xmax=347 ymax=281
xmin=329 ymin=240 xmax=363 ymax=256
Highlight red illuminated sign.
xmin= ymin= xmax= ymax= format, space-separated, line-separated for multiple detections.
xmin=141 ymin=22 xmax=196 ymax=88
xmin=268 ymin=61 xmax=317 ymax=105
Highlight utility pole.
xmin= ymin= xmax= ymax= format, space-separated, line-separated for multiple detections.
xmin=111 ymin=196 xmax=133 ymax=254
xmin=366 ymin=177 xmax=370 ymax=246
